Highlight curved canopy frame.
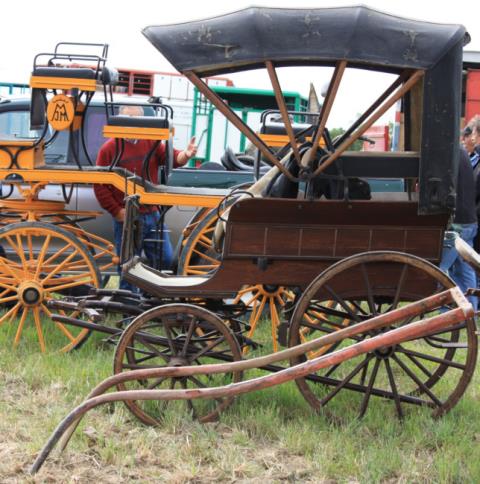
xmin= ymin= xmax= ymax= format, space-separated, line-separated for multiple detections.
xmin=143 ymin=6 xmax=467 ymax=77
xmin=145 ymin=6 xmax=467 ymax=214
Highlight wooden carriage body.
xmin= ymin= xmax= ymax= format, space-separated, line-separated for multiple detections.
xmin=126 ymin=6 xmax=467 ymax=300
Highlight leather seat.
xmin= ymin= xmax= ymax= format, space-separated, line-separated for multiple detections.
xmin=221 ymin=147 xmax=268 ymax=173
xmin=107 ymin=115 xmax=170 ymax=129
xmin=260 ymin=121 xmax=313 ymax=137
xmin=33 ymin=67 xmax=96 ymax=79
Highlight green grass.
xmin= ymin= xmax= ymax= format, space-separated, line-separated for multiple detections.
xmin=0 ymin=315 xmax=479 ymax=483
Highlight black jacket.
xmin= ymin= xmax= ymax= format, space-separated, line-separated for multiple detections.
xmin=455 ymin=147 xmax=477 ymax=224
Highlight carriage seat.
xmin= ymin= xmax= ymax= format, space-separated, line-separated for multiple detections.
xmin=33 ymin=67 xmax=96 ymax=79
xmin=221 ymin=147 xmax=268 ymax=173
xmin=30 ymin=66 xmax=118 ymax=91
xmin=126 ymin=258 xmax=207 ymax=287
xmin=258 ymin=121 xmax=324 ymax=148
xmin=260 ymin=121 xmax=312 ymax=136
xmin=107 ymin=115 xmax=170 ymax=130
xmin=103 ymin=113 xmax=171 ymax=141
xmin=31 ymin=66 xmax=95 ymax=92
xmin=123 ymin=255 xmax=238 ymax=298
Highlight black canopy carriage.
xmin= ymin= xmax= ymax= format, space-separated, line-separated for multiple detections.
xmin=32 ymin=6 xmax=479 ymax=473
xmin=144 ymin=5 xmax=467 ymax=215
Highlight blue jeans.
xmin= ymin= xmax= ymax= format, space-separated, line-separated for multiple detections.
xmin=114 ymin=211 xmax=173 ymax=291
xmin=440 ymin=223 xmax=478 ymax=311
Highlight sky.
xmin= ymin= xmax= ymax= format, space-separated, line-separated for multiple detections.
xmin=1 ymin=0 xmax=478 ymax=128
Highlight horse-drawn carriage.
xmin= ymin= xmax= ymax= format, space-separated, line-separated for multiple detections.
xmin=3 ymin=5 xmax=475 ymax=472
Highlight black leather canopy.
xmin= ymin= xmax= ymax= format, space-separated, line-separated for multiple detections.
xmin=143 ymin=6 xmax=468 ymax=76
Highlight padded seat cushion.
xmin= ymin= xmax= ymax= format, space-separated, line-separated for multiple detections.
xmin=101 ymin=67 xmax=119 ymax=85
xmin=33 ymin=67 xmax=96 ymax=79
xmin=127 ymin=260 xmax=208 ymax=287
xmin=261 ymin=121 xmax=312 ymax=136
xmin=108 ymin=115 xmax=170 ymax=129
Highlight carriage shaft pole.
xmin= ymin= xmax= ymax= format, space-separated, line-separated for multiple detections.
xmin=84 ymin=295 xmax=470 ymax=403
xmin=87 ymin=288 xmax=467 ymax=394
xmin=30 ymin=288 xmax=470 ymax=474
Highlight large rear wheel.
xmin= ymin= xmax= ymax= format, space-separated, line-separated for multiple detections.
xmin=288 ymin=252 xmax=477 ymax=419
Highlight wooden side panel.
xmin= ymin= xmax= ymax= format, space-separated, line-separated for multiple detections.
xmin=221 ymin=199 xmax=447 ymax=290
xmin=140 ymin=199 xmax=448 ymax=297
xmin=227 ymin=224 xmax=444 ymax=262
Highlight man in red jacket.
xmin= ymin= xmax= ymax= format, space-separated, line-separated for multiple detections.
xmin=94 ymin=105 xmax=197 ymax=290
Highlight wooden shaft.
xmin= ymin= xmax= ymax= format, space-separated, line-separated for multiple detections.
xmin=57 ymin=288 xmax=460 ymax=453
xmin=90 ymin=306 xmax=468 ymax=402
xmin=307 ymin=60 xmax=347 ymax=165
xmin=90 ymin=290 xmax=457 ymax=394
xmin=184 ymin=71 xmax=296 ymax=181
xmin=265 ymin=61 xmax=301 ymax=164
xmin=30 ymin=297 xmax=469 ymax=475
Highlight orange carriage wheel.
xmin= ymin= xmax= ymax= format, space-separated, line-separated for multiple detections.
xmin=0 ymin=222 xmax=101 ymax=352
xmin=177 ymin=206 xmax=294 ymax=352
xmin=0 ymin=199 xmax=117 ymax=277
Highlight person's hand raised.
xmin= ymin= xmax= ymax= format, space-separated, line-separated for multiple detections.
xmin=183 ymin=136 xmax=198 ymax=159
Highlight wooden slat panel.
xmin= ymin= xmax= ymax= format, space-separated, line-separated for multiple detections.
xmin=405 ymin=229 xmax=443 ymax=259
xmin=335 ymin=228 xmax=370 ymax=256
xmin=226 ymin=224 xmax=443 ymax=262
xmin=300 ymin=228 xmax=336 ymax=256
xmin=266 ymin=227 xmax=301 ymax=255
xmin=228 ymin=225 xmax=265 ymax=254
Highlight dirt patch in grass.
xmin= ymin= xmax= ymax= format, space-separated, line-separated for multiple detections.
xmin=0 ymin=341 xmax=479 ymax=482
xmin=0 ymin=369 xmax=323 ymax=483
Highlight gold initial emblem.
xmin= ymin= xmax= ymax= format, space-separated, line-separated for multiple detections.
xmin=46 ymin=95 xmax=75 ymax=131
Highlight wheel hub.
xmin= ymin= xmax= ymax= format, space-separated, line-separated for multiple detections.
xmin=18 ymin=281 xmax=44 ymax=306
xmin=369 ymin=327 xmax=397 ymax=358
xmin=373 ymin=344 xmax=397 ymax=359
xmin=169 ymin=356 xmax=189 ymax=367
xmin=262 ymin=284 xmax=279 ymax=294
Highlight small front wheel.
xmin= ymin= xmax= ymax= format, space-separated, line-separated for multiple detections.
xmin=113 ymin=303 xmax=243 ymax=424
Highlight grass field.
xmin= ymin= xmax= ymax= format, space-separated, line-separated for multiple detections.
xmin=0 ymin=314 xmax=480 ymax=483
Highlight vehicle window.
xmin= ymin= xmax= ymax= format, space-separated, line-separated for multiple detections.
xmin=0 ymin=110 xmax=69 ymax=164
xmin=0 ymin=110 xmax=40 ymax=138
xmin=81 ymin=107 xmax=107 ymax=163
xmin=45 ymin=130 xmax=69 ymax=164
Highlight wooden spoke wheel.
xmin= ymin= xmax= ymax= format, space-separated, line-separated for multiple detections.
xmin=0 ymin=222 xmax=101 ymax=352
xmin=178 ymin=207 xmax=294 ymax=352
xmin=0 ymin=202 xmax=117 ymax=276
xmin=113 ymin=304 xmax=243 ymax=424
xmin=288 ymin=251 xmax=477 ymax=419
xmin=177 ymin=206 xmax=224 ymax=277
